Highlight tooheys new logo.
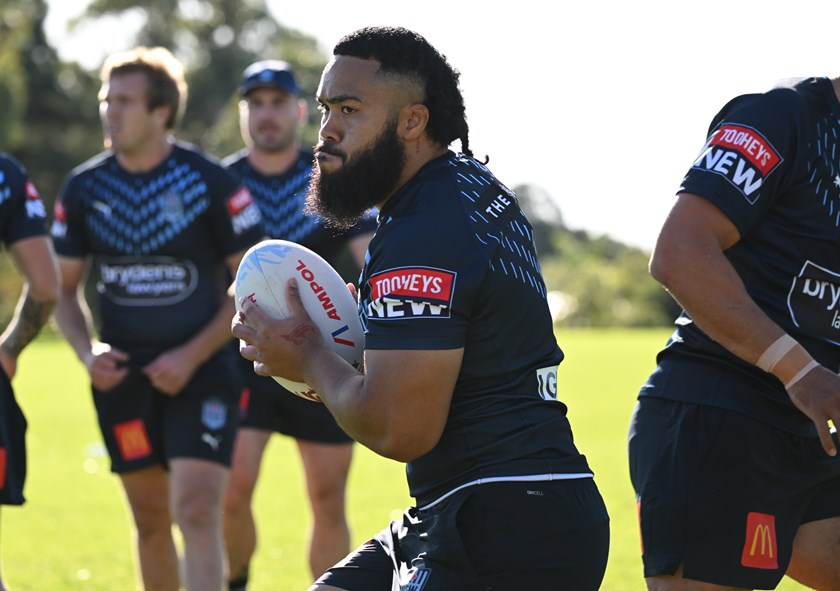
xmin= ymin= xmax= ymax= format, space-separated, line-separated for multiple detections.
xmin=692 ymin=123 xmax=782 ymax=203
xmin=366 ymin=267 xmax=456 ymax=319
xmin=788 ymin=261 xmax=840 ymax=346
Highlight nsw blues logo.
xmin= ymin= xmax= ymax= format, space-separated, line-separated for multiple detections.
xmin=399 ymin=566 xmax=431 ymax=591
xmin=201 ymin=398 xmax=227 ymax=430
xmin=161 ymin=191 xmax=184 ymax=223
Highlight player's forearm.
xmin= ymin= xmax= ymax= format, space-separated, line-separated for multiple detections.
xmin=303 ymin=348 xmax=397 ymax=456
xmin=0 ymin=288 xmax=56 ymax=358
xmin=305 ymin=349 xmax=433 ymax=461
xmin=53 ymin=290 xmax=98 ymax=363
xmin=652 ymin=240 xmax=789 ymax=369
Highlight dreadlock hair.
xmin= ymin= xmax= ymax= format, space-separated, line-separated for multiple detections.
xmin=333 ymin=26 xmax=479 ymax=160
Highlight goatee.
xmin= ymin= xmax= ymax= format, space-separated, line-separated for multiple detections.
xmin=306 ymin=118 xmax=406 ymax=230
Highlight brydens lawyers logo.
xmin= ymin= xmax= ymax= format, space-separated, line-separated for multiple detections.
xmin=787 ymin=260 xmax=840 ymax=346
xmin=366 ymin=267 xmax=456 ymax=320
xmin=741 ymin=512 xmax=778 ymax=569
xmin=692 ymin=123 xmax=782 ymax=203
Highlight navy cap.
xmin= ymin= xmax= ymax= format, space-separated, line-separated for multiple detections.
xmin=239 ymin=60 xmax=300 ymax=97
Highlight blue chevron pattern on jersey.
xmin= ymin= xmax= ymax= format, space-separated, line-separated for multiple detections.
xmin=810 ymin=116 xmax=840 ymax=228
xmin=82 ymin=161 xmax=210 ymax=255
xmin=240 ymin=165 xmax=320 ymax=241
xmin=453 ymin=157 xmax=547 ymax=298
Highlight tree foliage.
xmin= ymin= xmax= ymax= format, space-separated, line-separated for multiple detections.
xmin=77 ymin=0 xmax=326 ymax=156
xmin=0 ymin=1 xmax=682 ymax=329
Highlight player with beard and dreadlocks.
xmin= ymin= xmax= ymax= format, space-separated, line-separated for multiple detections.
xmin=233 ymin=26 xmax=610 ymax=591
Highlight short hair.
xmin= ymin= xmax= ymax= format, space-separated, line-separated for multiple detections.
xmin=99 ymin=46 xmax=187 ymax=130
xmin=333 ymin=26 xmax=474 ymax=158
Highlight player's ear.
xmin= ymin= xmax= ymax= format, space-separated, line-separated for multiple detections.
xmin=401 ymin=102 xmax=429 ymax=141
xmin=152 ymin=104 xmax=171 ymax=128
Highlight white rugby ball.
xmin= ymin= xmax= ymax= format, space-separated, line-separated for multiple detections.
xmin=234 ymin=239 xmax=364 ymax=402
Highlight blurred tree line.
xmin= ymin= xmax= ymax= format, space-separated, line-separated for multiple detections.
xmin=0 ymin=0 xmax=679 ymax=329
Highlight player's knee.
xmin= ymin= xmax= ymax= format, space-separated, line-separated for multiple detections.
xmin=173 ymin=491 xmax=222 ymax=532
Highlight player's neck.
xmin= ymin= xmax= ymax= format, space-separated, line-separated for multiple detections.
xmin=247 ymin=143 xmax=300 ymax=176
xmin=115 ymin=135 xmax=174 ymax=174
xmin=377 ymin=141 xmax=448 ymax=210
xmin=832 ymin=77 xmax=840 ymax=105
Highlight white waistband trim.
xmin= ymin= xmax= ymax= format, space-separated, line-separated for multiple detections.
xmin=417 ymin=472 xmax=593 ymax=511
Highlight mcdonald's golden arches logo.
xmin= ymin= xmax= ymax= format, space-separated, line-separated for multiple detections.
xmin=114 ymin=419 xmax=152 ymax=461
xmin=740 ymin=511 xmax=778 ymax=569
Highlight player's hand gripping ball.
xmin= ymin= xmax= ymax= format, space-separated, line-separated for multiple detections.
xmin=234 ymin=239 xmax=364 ymax=402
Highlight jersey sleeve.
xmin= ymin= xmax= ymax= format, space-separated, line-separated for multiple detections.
xmin=205 ymin=167 xmax=265 ymax=256
xmin=0 ymin=154 xmax=49 ymax=247
xmin=678 ymin=88 xmax=805 ymax=235
xmin=50 ymin=174 xmax=89 ymax=258
xmin=361 ymin=218 xmax=481 ymax=351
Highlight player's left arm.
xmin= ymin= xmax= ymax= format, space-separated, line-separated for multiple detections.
xmin=652 ymin=193 xmax=840 ymax=455
xmin=234 ymin=278 xmax=459 ymax=461
xmin=142 ymin=249 xmax=247 ymax=395
xmin=0 ymin=235 xmax=60 ymax=378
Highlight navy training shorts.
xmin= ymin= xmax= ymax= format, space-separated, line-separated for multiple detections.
xmin=93 ymin=348 xmax=242 ymax=472
xmin=0 ymin=370 xmax=26 ymax=505
xmin=628 ymin=397 xmax=840 ymax=589
xmin=236 ymin=354 xmax=351 ymax=444
xmin=315 ymin=477 xmax=610 ymax=590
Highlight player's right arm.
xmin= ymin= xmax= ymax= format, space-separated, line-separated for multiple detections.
xmin=0 ymin=235 xmax=60 ymax=378
xmin=53 ymin=255 xmax=129 ymax=390
xmin=651 ymin=192 xmax=840 ymax=455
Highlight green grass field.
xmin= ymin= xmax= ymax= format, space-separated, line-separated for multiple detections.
xmin=3 ymin=331 xmax=811 ymax=590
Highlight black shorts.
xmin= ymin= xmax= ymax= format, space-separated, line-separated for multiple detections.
xmin=0 ymin=371 xmax=26 ymax=505
xmin=316 ymin=478 xmax=610 ymax=590
xmin=628 ymin=397 xmax=840 ymax=589
xmin=236 ymin=355 xmax=351 ymax=444
xmin=93 ymin=348 xmax=242 ymax=472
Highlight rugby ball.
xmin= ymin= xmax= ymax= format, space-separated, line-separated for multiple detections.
xmin=234 ymin=239 xmax=364 ymax=402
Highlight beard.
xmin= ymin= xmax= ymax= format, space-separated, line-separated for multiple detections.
xmin=305 ymin=117 xmax=406 ymax=230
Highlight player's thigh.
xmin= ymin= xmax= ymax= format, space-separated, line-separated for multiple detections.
xmin=787 ymin=515 xmax=840 ymax=589
xmin=228 ymin=427 xmax=272 ymax=491
xmin=119 ymin=465 xmax=171 ymax=528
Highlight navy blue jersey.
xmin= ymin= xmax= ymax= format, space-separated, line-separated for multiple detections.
xmin=223 ymin=149 xmax=376 ymax=268
xmin=644 ymin=77 xmax=840 ymax=435
xmin=360 ymin=152 xmax=591 ymax=504
xmin=51 ymin=143 xmax=264 ymax=351
xmin=0 ymin=153 xmax=49 ymax=246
